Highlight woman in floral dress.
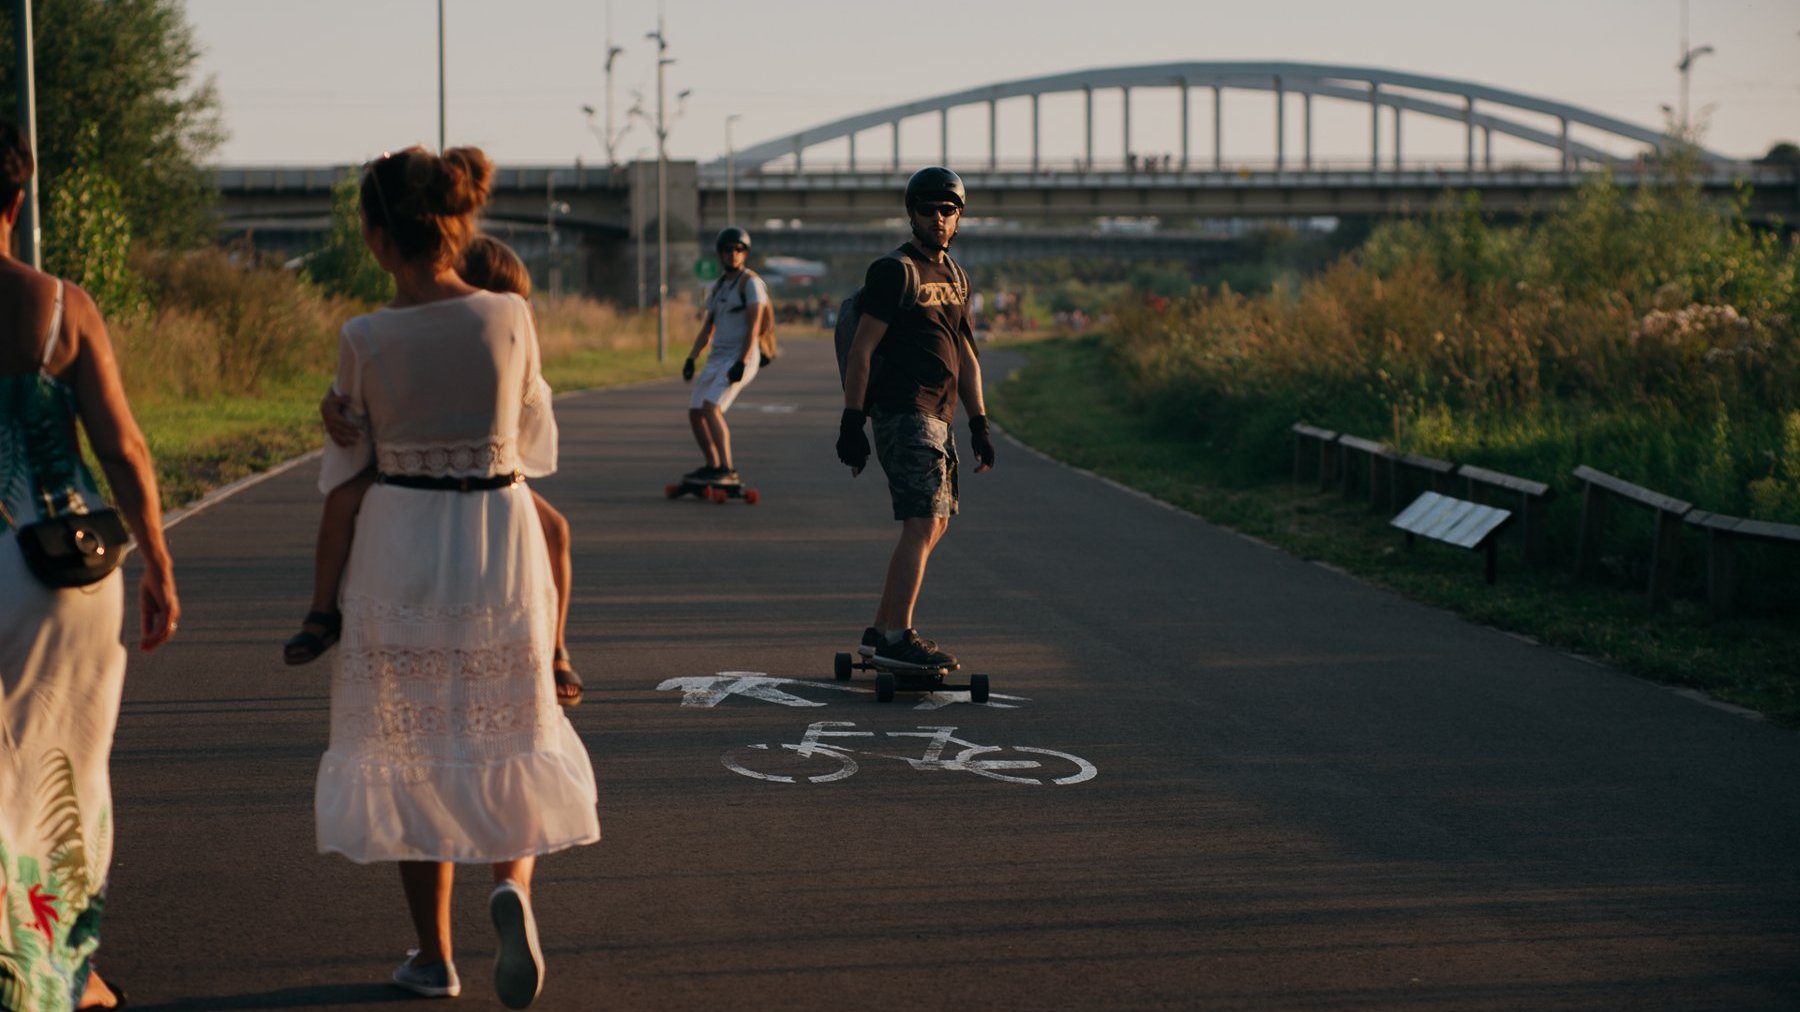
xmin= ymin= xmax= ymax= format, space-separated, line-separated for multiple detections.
xmin=0 ymin=121 xmax=179 ymax=1011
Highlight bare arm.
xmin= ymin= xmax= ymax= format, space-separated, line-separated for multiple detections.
xmin=746 ymin=301 xmax=774 ymax=364
xmin=686 ymin=312 xmax=716 ymax=362
xmin=65 ymin=285 xmax=180 ymax=650
xmin=957 ymin=330 xmax=994 ymax=474
xmin=842 ymin=313 xmax=888 ymax=409
xmin=956 ymin=332 xmax=986 ymax=421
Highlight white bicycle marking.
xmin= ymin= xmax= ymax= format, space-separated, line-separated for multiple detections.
xmin=722 ymin=721 xmax=1097 ymax=786
xmin=657 ymin=673 xmax=1024 ymax=709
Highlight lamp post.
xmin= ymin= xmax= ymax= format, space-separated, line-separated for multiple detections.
xmin=646 ymin=15 xmax=672 ymax=364
xmin=437 ymin=0 xmax=446 ymax=150
xmin=1677 ymin=0 xmax=1714 ymax=134
xmin=726 ymin=113 xmax=741 ymax=225
xmin=11 ymin=0 xmax=40 ymax=268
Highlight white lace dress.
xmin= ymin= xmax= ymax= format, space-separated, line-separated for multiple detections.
xmin=313 ymin=290 xmax=600 ymax=864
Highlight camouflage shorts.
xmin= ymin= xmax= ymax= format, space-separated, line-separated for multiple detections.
xmin=872 ymin=411 xmax=959 ymax=521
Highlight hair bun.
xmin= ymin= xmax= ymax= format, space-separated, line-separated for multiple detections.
xmin=434 ymin=146 xmax=493 ymax=216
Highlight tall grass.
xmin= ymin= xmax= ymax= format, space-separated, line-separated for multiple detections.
xmin=1106 ymin=160 xmax=1799 ymax=612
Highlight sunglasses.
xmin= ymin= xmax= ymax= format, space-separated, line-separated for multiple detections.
xmin=915 ymin=202 xmax=960 ymax=219
xmin=720 ymin=243 xmax=748 ymax=253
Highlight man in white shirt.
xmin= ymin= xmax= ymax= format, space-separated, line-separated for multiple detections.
xmin=681 ymin=226 xmax=772 ymax=482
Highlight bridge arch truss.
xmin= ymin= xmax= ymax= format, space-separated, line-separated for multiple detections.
xmin=713 ymin=61 xmax=1718 ymax=178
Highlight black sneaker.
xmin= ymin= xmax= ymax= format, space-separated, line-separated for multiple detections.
xmin=872 ymin=628 xmax=958 ymax=671
xmin=857 ymin=626 xmax=882 ymax=658
xmin=712 ymin=469 xmax=742 ymax=485
xmin=683 ymin=464 xmax=719 ymax=481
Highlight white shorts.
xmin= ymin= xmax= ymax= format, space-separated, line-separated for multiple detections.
xmin=689 ymin=350 xmax=758 ymax=411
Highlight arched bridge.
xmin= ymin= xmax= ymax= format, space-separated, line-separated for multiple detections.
xmin=699 ymin=61 xmax=1790 ymax=225
xmin=715 ymin=61 xmax=1727 ymax=176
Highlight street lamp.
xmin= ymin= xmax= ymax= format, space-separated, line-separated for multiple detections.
xmin=646 ymin=16 xmax=673 ymax=364
xmin=11 ymin=0 xmax=41 ymax=268
xmin=1676 ymin=0 xmax=1714 ymax=134
xmin=437 ymin=0 xmax=446 ymax=150
xmin=726 ymin=113 xmax=742 ymax=225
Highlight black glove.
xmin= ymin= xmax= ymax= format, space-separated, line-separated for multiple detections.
xmin=728 ymin=360 xmax=745 ymax=383
xmin=837 ymin=408 xmax=871 ymax=473
xmin=681 ymin=357 xmax=695 ymax=382
xmin=969 ymin=414 xmax=996 ymax=470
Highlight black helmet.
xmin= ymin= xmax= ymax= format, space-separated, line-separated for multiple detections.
xmin=715 ymin=226 xmax=751 ymax=251
xmin=904 ymin=167 xmax=965 ymax=210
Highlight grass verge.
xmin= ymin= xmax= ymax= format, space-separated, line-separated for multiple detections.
xmin=989 ymin=334 xmax=1800 ymax=726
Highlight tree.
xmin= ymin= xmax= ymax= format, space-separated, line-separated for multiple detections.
xmin=0 ymin=0 xmax=224 ymax=249
xmin=44 ymin=123 xmax=145 ymax=316
xmin=304 ymin=173 xmax=393 ymax=304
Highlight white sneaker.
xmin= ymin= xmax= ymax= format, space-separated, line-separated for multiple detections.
xmin=489 ymin=880 xmax=544 ymax=1009
xmin=393 ymin=949 xmax=461 ymax=998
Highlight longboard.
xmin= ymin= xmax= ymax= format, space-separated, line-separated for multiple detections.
xmin=664 ymin=476 xmax=759 ymax=505
xmin=833 ymin=650 xmax=991 ymax=703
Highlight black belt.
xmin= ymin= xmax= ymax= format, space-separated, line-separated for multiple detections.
xmin=377 ymin=471 xmax=521 ymax=492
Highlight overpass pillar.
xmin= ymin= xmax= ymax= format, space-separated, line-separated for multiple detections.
xmin=988 ymin=97 xmax=997 ymax=172
xmin=1303 ymin=92 xmax=1313 ymax=171
xmin=1031 ymin=93 xmax=1040 ymax=172
xmin=1274 ymin=75 xmax=1285 ymax=174
xmin=939 ymin=108 xmax=948 ymax=165
xmin=1393 ymin=106 xmax=1402 ymax=167
xmin=849 ymin=132 xmax=857 ymax=172
xmin=1559 ymin=118 xmax=1570 ymax=170
xmin=1178 ymin=78 xmax=1189 ymax=171
xmin=1121 ymin=86 xmax=1132 ymax=168
xmin=1464 ymin=95 xmax=1476 ymax=172
xmin=1484 ymin=127 xmax=1493 ymax=170
xmin=1369 ymin=82 xmax=1381 ymax=173
xmin=1212 ymin=85 xmax=1222 ymax=171
xmin=892 ymin=120 xmax=900 ymax=172
xmin=1084 ymin=85 xmax=1094 ymax=172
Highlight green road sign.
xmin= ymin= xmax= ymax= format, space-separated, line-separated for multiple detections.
xmin=695 ymin=256 xmax=721 ymax=281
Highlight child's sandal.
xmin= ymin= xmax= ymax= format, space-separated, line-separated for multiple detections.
xmin=283 ymin=610 xmax=342 ymax=666
xmin=553 ymin=646 xmax=583 ymax=708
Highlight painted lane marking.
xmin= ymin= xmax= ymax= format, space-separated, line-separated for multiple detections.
xmin=656 ymin=673 xmax=1024 ymax=709
xmin=722 ymin=721 xmax=1097 ymax=786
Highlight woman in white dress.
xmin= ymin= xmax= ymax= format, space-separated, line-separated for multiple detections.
xmin=0 ymin=120 xmax=178 ymax=1011
xmin=311 ymin=146 xmax=599 ymax=1009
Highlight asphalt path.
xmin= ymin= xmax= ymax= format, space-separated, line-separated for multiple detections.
xmin=99 ymin=336 xmax=1799 ymax=1010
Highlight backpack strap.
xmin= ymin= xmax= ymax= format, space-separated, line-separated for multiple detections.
xmin=38 ymin=280 xmax=65 ymax=372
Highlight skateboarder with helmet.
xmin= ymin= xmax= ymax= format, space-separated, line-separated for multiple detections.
xmin=681 ymin=225 xmax=771 ymax=484
xmin=837 ymin=166 xmax=996 ymax=673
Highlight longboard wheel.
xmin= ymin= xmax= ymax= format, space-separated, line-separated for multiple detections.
xmin=875 ymin=672 xmax=896 ymax=703
xmin=710 ymin=487 xmax=728 ymax=504
xmin=834 ymin=652 xmax=853 ymax=681
xmin=969 ymin=673 xmax=990 ymax=704
xmin=744 ymin=488 xmax=760 ymax=505
xmin=664 ymin=484 xmax=679 ymax=498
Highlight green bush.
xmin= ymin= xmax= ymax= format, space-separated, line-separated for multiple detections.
xmin=302 ymin=173 xmax=393 ymax=304
xmin=43 ymin=125 xmax=146 ymax=318
xmin=1110 ymin=164 xmax=1800 ymax=533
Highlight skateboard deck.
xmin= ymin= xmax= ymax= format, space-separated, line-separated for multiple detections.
xmin=833 ymin=650 xmax=990 ymax=703
xmin=664 ymin=475 xmax=759 ymax=504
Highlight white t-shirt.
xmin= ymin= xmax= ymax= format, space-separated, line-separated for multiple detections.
xmin=705 ymin=270 xmax=769 ymax=355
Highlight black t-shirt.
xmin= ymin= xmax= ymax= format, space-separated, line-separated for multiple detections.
xmin=860 ymin=244 xmax=974 ymax=422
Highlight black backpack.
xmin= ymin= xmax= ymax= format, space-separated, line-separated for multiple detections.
xmin=833 ymin=247 xmax=968 ymax=405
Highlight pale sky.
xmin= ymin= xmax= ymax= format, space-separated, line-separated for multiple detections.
xmin=185 ymin=0 xmax=1798 ymax=167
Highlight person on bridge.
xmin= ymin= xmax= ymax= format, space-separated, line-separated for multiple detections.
xmin=836 ymin=166 xmax=996 ymax=671
xmin=679 ymin=226 xmax=772 ymax=484
xmin=310 ymin=146 xmax=599 ymax=1009
xmin=0 ymin=118 xmax=179 ymax=1012
xmin=300 ymin=235 xmax=585 ymax=708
